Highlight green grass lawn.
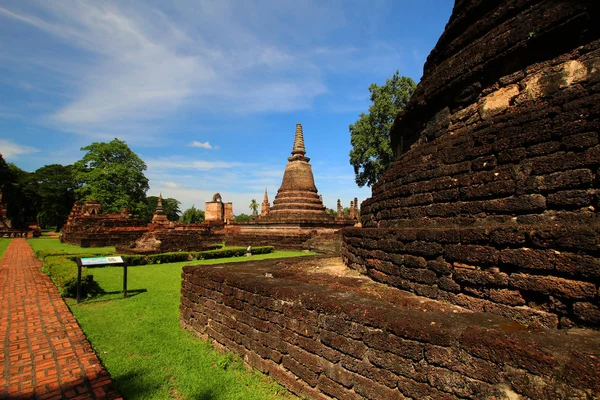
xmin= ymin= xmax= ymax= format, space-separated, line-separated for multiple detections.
xmin=28 ymin=238 xmax=116 ymax=255
xmin=68 ymin=251 xmax=314 ymax=400
xmin=0 ymin=238 xmax=11 ymax=259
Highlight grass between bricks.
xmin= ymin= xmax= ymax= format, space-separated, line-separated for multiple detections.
xmin=67 ymin=252 xmax=314 ymax=400
xmin=0 ymin=238 xmax=10 ymax=259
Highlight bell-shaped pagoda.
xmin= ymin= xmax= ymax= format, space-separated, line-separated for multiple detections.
xmin=151 ymin=194 xmax=170 ymax=226
xmin=259 ymin=124 xmax=333 ymax=223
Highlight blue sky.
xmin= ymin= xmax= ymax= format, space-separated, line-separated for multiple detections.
xmin=0 ymin=0 xmax=454 ymax=215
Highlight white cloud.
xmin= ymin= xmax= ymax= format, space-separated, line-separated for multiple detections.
xmin=0 ymin=1 xmax=334 ymax=140
xmin=0 ymin=139 xmax=39 ymax=159
xmin=147 ymin=158 xmax=244 ymax=171
xmin=164 ymin=181 xmax=183 ymax=189
xmin=187 ymin=141 xmax=214 ymax=149
xmin=0 ymin=0 xmax=411 ymax=142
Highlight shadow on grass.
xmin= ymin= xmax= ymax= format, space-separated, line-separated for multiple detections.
xmin=75 ymin=288 xmax=148 ymax=304
xmin=191 ymin=388 xmax=218 ymax=400
xmin=104 ymin=288 xmax=148 ymax=296
xmin=112 ymin=372 xmax=218 ymax=400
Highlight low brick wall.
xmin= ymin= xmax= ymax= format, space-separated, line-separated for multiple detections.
xmin=61 ymin=230 xmax=146 ymax=247
xmin=224 ymin=223 xmax=347 ymax=251
xmin=342 ymin=225 xmax=600 ymax=329
xmin=180 ymin=258 xmax=600 ymax=400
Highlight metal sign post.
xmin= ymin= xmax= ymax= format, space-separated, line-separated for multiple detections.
xmin=77 ymin=256 xmax=127 ymax=303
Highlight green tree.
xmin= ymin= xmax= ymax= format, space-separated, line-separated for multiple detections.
xmin=73 ymin=139 xmax=149 ymax=217
xmin=142 ymin=196 xmax=182 ymax=223
xmin=0 ymin=153 xmax=10 ymax=189
xmin=28 ymin=164 xmax=76 ymax=230
xmin=1 ymin=163 xmax=37 ymax=228
xmin=180 ymin=205 xmax=205 ymax=224
xmin=249 ymin=199 xmax=259 ymax=216
xmin=234 ymin=213 xmax=252 ymax=222
xmin=349 ymin=71 xmax=416 ymax=187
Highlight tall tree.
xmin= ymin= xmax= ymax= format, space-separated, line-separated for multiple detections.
xmin=0 ymin=153 xmax=10 ymax=189
xmin=2 ymin=163 xmax=37 ymax=228
xmin=142 ymin=196 xmax=182 ymax=223
xmin=249 ymin=199 xmax=259 ymax=215
xmin=349 ymin=71 xmax=416 ymax=187
xmin=28 ymin=164 xmax=76 ymax=230
xmin=180 ymin=205 xmax=205 ymax=224
xmin=73 ymin=139 xmax=149 ymax=217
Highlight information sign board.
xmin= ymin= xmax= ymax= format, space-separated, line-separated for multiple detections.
xmin=80 ymin=256 xmax=124 ymax=266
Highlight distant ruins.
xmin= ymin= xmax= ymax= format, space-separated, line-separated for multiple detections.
xmin=181 ymin=1 xmax=600 ymax=399
xmin=62 ymin=124 xmax=358 ymax=251
xmin=61 ymin=200 xmax=146 ymax=247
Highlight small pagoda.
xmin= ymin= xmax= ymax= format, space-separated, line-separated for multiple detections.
xmin=258 ymin=124 xmax=334 ymax=223
xmin=151 ymin=194 xmax=170 ymax=226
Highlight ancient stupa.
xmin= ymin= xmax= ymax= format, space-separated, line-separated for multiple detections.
xmin=259 ymin=124 xmax=333 ymax=223
xmin=151 ymin=194 xmax=169 ymax=226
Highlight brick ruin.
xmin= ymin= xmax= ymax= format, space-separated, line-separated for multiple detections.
xmin=181 ymin=1 xmax=600 ymax=399
xmin=220 ymin=123 xmax=357 ymax=250
xmin=342 ymin=0 xmax=600 ymax=330
xmin=61 ymin=200 xmax=148 ymax=247
xmin=150 ymin=194 xmax=170 ymax=227
xmin=259 ymin=123 xmax=335 ymax=223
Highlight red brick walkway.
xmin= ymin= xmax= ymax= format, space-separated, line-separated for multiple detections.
xmin=0 ymin=239 xmax=122 ymax=400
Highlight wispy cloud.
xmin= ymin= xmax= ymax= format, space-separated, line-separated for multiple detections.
xmin=187 ymin=141 xmax=215 ymax=150
xmin=0 ymin=0 xmax=414 ymax=142
xmin=147 ymin=158 xmax=245 ymax=171
xmin=0 ymin=1 xmax=336 ymax=140
xmin=0 ymin=139 xmax=39 ymax=159
xmin=164 ymin=181 xmax=183 ymax=189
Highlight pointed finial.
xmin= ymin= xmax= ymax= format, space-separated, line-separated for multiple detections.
xmin=156 ymin=193 xmax=164 ymax=210
xmin=291 ymin=123 xmax=306 ymax=156
xmin=264 ymin=188 xmax=269 ymax=202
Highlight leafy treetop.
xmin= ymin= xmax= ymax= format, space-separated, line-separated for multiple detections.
xmin=349 ymin=71 xmax=416 ymax=187
xmin=73 ymin=139 xmax=149 ymax=217
xmin=142 ymin=196 xmax=182 ymax=223
xmin=181 ymin=205 xmax=205 ymax=224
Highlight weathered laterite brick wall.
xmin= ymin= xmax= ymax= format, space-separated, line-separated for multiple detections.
xmin=62 ymin=230 xmax=147 ymax=248
xmin=342 ymin=0 xmax=600 ymax=329
xmin=180 ymin=261 xmax=600 ymax=400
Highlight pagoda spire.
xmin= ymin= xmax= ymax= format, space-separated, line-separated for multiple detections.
xmin=261 ymin=188 xmax=271 ymax=216
xmin=152 ymin=193 xmax=169 ymax=225
xmin=291 ymin=123 xmax=306 ymax=155
xmin=157 ymin=193 xmax=164 ymax=211
xmin=289 ymin=123 xmax=309 ymax=162
xmin=259 ymin=123 xmax=331 ymax=223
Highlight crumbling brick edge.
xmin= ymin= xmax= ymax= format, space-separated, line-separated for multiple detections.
xmin=180 ymin=262 xmax=600 ymax=400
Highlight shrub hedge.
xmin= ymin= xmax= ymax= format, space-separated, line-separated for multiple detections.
xmin=41 ymin=256 xmax=103 ymax=298
xmin=37 ymin=246 xmax=275 ymax=298
xmin=36 ymin=249 xmax=109 ymax=261
xmin=118 ymin=246 xmax=275 ymax=265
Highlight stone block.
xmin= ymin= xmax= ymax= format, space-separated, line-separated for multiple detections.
xmin=445 ymin=244 xmax=499 ymax=266
xmin=509 ymin=273 xmax=596 ymax=300
xmin=320 ymin=330 xmax=367 ymax=359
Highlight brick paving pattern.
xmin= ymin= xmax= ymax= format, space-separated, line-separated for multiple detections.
xmin=0 ymin=239 xmax=122 ymax=400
